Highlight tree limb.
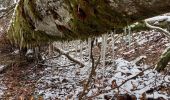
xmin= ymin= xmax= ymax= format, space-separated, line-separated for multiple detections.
xmin=7 ymin=0 xmax=170 ymax=46
xmin=79 ymin=40 xmax=100 ymax=100
xmin=53 ymin=46 xmax=85 ymax=67
xmin=87 ymin=66 xmax=153 ymax=99
xmin=145 ymin=20 xmax=170 ymax=39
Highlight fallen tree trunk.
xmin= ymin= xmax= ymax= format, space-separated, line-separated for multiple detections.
xmin=7 ymin=0 xmax=170 ymax=47
xmin=5 ymin=0 xmax=170 ymax=71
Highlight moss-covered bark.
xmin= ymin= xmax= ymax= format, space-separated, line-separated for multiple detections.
xmin=155 ymin=47 xmax=170 ymax=72
xmin=5 ymin=0 xmax=170 ymax=71
xmin=7 ymin=0 xmax=64 ymax=48
xmin=7 ymin=0 xmax=170 ymax=47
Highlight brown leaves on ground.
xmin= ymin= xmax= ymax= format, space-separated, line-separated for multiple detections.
xmin=1 ymin=61 xmax=45 ymax=99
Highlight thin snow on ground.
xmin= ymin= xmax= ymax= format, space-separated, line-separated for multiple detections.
xmin=34 ymin=55 xmax=87 ymax=99
xmin=32 ymin=30 xmax=170 ymax=100
xmin=113 ymin=59 xmax=169 ymax=99
xmin=34 ymin=56 xmax=170 ymax=99
xmin=0 ymin=29 xmax=170 ymax=99
xmin=134 ymin=30 xmax=162 ymax=45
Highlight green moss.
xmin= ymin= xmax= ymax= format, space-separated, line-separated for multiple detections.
xmin=156 ymin=48 xmax=170 ymax=72
xmin=68 ymin=0 xmax=130 ymax=38
xmin=8 ymin=0 xmax=136 ymax=48
xmin=7 ymin=0 xmax=63 ymax=48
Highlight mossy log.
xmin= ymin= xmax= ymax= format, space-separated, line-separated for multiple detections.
xmin=7 ymin=0 xmax=170 ymax=47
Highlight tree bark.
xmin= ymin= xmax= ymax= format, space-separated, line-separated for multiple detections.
xmin=7 ymin=0 xmax=170 ymax=47
xmin=156 ymin=47 xmax=170 ymax=72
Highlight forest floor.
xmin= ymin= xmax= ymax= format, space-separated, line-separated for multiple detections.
xmin=0 ymin=30 xmax=170 ymax=100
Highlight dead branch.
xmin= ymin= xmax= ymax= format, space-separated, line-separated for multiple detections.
xmin=145 ymin=20 xmax=170 ymax=39
xmin=145 ymin=16 xmax=170 ymax=25
xmin=87 ymin=66 xmax=153 ymax=99
xmin=79 ymin=40 xmax=101 ymax=100
xmin=53 ymin=46 xmax=85 ymax=67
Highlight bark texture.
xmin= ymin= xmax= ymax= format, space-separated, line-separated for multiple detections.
xmin=7 ymin=0 xmax=170 ymax=47
xmin=156 ymin=48 xmax=170 ymax=72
